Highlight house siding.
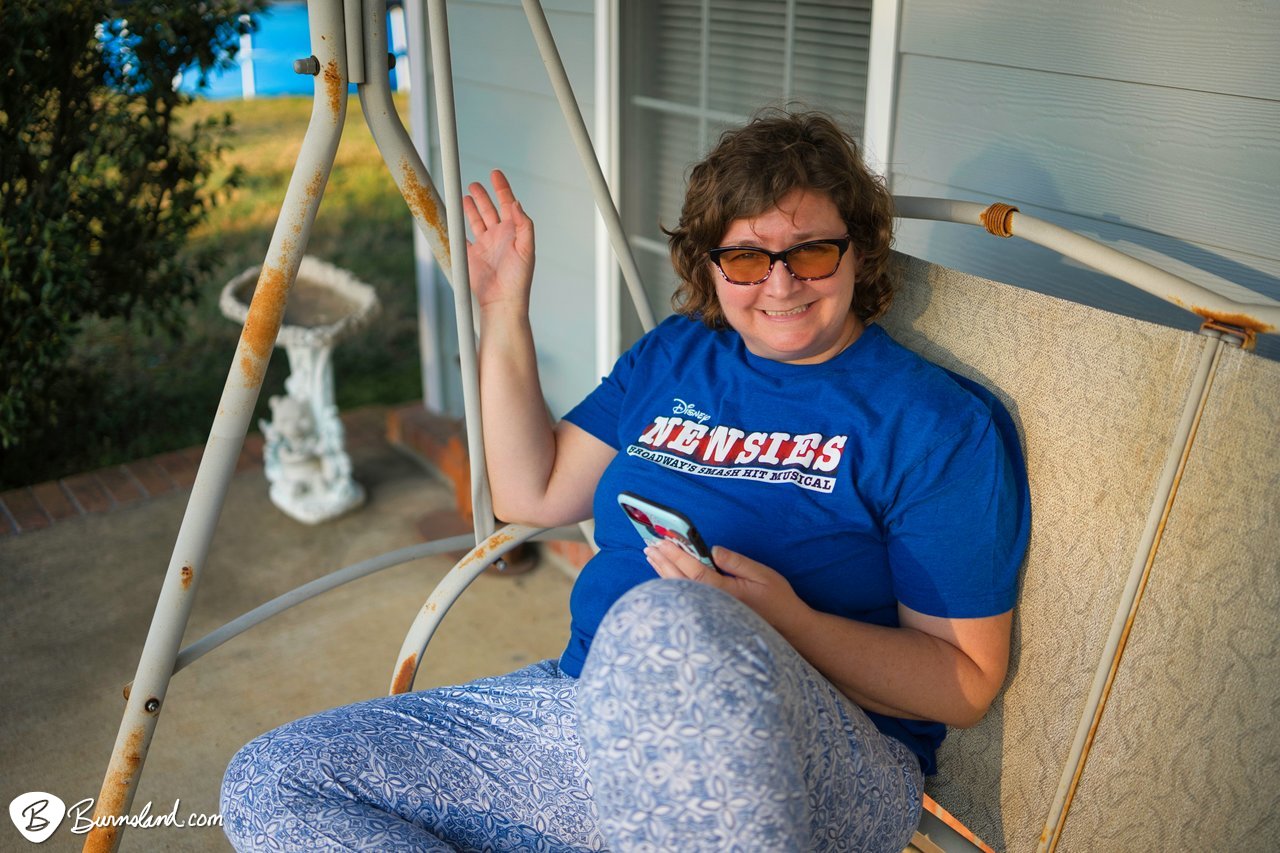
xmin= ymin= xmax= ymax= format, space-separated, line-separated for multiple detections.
xmin=890 ymin=0 xmax=1280 ymax=359
xmin=419 ymin=0 xmax=1280 ymax=416
xmin=416 ymin=0 xmax=600 ymax=417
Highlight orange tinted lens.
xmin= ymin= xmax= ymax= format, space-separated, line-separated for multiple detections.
xmin=719 ymin=249 xmax=771 ymax=282
xmin=785 ymin=242 xmax=840 ymax=278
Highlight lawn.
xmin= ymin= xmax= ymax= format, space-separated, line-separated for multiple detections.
xmin=0 ymin=94 xmax=424 ymax=488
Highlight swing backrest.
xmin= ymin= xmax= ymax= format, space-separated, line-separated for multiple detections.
xmin=1047 ymin=343 xmax=1280 ymax=849
xmin=878 ymin=252 xmax=1280 ymax=851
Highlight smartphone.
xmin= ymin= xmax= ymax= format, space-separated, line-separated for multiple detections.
xmin=617 ymin=491 xmax=718 ymax=571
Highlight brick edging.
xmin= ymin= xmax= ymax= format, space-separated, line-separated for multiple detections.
xmin=1 ymin=405 xmax=392 ymax=536
xmin=0 ymin=440 xmax=260 ymax=536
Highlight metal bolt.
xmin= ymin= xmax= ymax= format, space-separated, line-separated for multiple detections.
xmin=145 ymin=698 xmax=160 ymax=713
xmin=293 ymin=55 xmax=320 ymax=76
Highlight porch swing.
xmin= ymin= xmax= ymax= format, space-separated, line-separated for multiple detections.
xmin=86 ymin=1 xmax=1280 ymax=851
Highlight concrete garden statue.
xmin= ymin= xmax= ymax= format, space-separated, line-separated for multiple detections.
xmin=220 ymin=256 xmax=380 ymax=524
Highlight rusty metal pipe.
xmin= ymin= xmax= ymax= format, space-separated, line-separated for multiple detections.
xmin=390 ymin=524 xmax=546 ymax=694
xmin=424 ymin=0 xmax=496 ymax=543
xmin=894 ymin=196 xmax=1280 ymax=337
xmin=121 ymin=535 xmax=477 ymax=691
xmin=357 ymin=0 xmax=452 ymax=281
xmin=1038 ymin=333 xmax=1226 ymax=852
xmin=82 ymin=2 xmax=350 ymax=849
xmin=166 ymin=522 xmax=588 ymax=688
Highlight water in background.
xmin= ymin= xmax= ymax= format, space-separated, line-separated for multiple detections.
xmin=178 ymin=1 xmax=403 ymax=99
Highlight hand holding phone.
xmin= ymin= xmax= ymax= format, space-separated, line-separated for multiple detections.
xmin=617 ymin=491 xmax=719 ymax=572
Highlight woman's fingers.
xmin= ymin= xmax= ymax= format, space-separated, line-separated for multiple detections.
xmin=709 ymin=546 xmax=757 ymax=579
xmin=644 ymin=543 xmax=681 ymax=576
xmin=465 ymin=170 xmax=527 ymax=241
xmin=645 ymin=541 xmax=722 ymax=586
xmin=462 ymin=193 xmax=483 ymax=234
xmin=491 ymin=169 xmax=517 ymax=209
xmin=467 ymin=180 xmax=501 ymax=231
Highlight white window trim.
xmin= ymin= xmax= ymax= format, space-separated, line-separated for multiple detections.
xmin=594 ymin=0 xmax=623 ymax=376
xmin=863 ymin=0 xmax=902 ymax=183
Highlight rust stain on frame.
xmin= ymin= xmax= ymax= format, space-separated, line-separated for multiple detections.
xmin=1168 ymin=294 xmax=1276 ymax=336
xmin=391 ymin=654 xmax=417 ymax=695
xmin=1187 ymin=303 xmax=1269 ymax=333
xmin=399 ymin=158 xmax=450 ymax=262
xmin=304 ymin=169 xmax=325 ymax=207
xmin=83 ymin=725 xmax=146 ymax=852
xmin=239 ymin=265 xmax=290 ymax=386
xmin=180 ymin=565 xmax=194 ymax=590
xmin=470 ymin=532 xmax=514 ymax=565
xmin=240 ymin=354 xmax=262 ymax=386
xmin=323 ymin=59 xmax=343 ymax=118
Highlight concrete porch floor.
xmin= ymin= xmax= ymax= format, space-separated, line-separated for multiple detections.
xmin=0 ymin=420 xmax=575 ymax=851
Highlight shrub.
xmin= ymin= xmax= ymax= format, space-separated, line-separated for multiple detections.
xmin=0 ymin=0 xmax=265 ymax=450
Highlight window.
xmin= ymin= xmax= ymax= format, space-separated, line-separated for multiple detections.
xmin=619 ymin=0 xmax=875 ymax=338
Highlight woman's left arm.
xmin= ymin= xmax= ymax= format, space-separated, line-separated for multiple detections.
xmin=645 ymin=542 xmax=1011 ymax=728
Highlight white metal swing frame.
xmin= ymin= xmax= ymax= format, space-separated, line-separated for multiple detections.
xmin=85 ymin=1 xmax=1280 ymax=851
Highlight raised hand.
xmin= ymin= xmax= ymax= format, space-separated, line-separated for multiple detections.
xmin=463 ymin=169 xmax=535 ymax=311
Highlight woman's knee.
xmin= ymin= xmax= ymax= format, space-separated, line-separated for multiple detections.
xmin=223 ymin=719 xmax=328 ymax=795
xmin=580 ymin=578 xmax=790 ymax=726
xmin=590 ymin=578 xmax=776 ymax=672
xmin=220 ymin=712 xmax=359 ymax=847
xmin=220 ymin=729 xmax=285 ymax=847
xmin=602 ymin=576 xmax=747 ymax=641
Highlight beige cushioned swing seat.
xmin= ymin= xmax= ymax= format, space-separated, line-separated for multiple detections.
xmin=880 ymin=253 xmax=1280 ymax=852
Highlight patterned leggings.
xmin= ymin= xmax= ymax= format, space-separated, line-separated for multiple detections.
xmin=221 ymin=578 xmax=923 ymax=851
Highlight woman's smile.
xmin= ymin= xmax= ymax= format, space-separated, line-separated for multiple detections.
xmin=761 ymin=303 xmax=813 ymax=318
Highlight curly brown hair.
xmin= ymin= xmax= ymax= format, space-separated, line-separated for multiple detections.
xmin=665 ymin=109 xmax=896 ymax=328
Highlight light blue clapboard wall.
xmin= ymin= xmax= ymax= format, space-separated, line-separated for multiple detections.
xmin=426 ymin=0 xmax=1280 ymax=418
xmin=889 ymin=0 xmax=1280 ymax=360
xmin=418 ymin=0 xmax=599 ymax=418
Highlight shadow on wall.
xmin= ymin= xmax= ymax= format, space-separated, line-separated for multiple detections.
xmin=897 ymin=142 xmax=1280 ymax=361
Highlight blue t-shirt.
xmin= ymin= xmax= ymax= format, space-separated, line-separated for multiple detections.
xmin=560 ymin=315 xmax=1030 ymax=773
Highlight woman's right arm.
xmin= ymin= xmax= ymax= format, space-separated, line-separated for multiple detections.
xmin=464 ymin=170 xmax=615 ymax=527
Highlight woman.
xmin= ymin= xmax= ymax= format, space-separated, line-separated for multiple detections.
xmin=222 ymin=109 xmax=1030 ymax=852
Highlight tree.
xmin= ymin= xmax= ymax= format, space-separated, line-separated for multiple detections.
xmin=0 ymin=0 xmax=265 ymax=450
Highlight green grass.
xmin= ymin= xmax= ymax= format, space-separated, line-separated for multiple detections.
xmin=0 ymin=94 xmax=423 ymax=488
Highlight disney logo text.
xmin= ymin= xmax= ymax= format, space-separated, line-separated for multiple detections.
xmin=671 ymin=398 xmax=711 ymax=424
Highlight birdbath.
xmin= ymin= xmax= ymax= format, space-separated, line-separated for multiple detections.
xmin=220 ymin=256 xmax=380 ymax=524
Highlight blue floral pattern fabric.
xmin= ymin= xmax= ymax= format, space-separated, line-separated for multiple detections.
xmin=221 ymin=579 xmax=922 ymax=852
xmin=221 ymin=661 xmax=604 ymax=851
xmin=579 ymin=579 xmax=923 ymax=852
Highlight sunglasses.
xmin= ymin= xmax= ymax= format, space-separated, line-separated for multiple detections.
xmin=708 ymin=235 xmax=851 ymax=286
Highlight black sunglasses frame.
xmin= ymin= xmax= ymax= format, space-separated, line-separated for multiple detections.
xmin=708 ymin=235 xmax=852 ymax=286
